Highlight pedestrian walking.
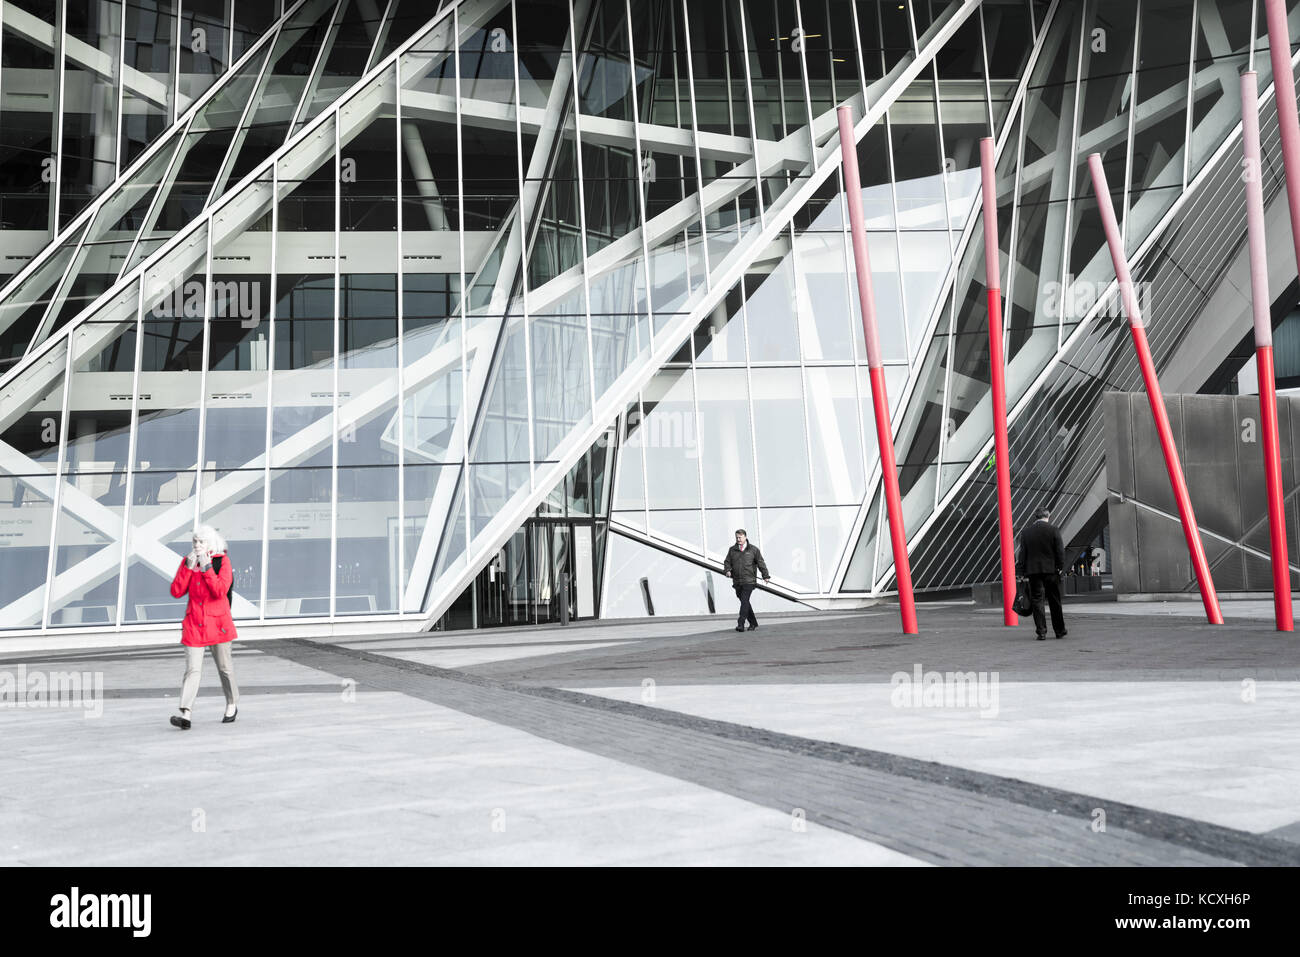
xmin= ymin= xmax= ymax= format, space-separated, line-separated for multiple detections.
xmin=722 ymin=529 xmax=770 ymax=632
xmin=1016 ymin=507 xmax=1068 ymax=640
xmin=168 ymin=524 xmax=239 ymax=728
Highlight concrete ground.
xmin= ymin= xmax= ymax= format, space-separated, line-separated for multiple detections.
xmin=3 ymin=600 xmax=1299 ymax=866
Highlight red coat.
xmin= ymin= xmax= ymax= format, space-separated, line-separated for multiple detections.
xmin=170 ymin=554 xmax=238 ymax=647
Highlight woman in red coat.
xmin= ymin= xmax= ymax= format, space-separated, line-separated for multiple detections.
xmin=169 ymin=524 xmax=240 ymax=729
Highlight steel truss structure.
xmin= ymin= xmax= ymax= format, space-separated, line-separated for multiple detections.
xmin=1 ymin=0 xmax=1297 ymax=639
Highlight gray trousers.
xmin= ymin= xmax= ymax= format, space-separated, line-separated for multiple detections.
xmin=179 ymin=642 xmax=239 ymax=712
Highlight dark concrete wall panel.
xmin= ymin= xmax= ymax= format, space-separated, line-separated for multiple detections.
xmin=1107 ymin=499 xmax=1142 ymax=594
xmin=1136 ymin=507 xmax=1192 ymax=593
xmin=1103 ymin=392 xmax=1135 ymax=498
xmin=1131 ymin=395 xmax=1180 ymax=515
xmin=1183 ymin=395 xmax=1243 ymax=539
xmin=1105 ymin=393 xmax=1298 ymax=594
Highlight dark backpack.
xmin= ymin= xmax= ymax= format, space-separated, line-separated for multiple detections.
xmin=212 ymin=554 xmax=235 ymax=603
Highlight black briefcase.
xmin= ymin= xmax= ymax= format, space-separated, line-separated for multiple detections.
xmin=1013 ymin=582 xmax=1032 ymax=617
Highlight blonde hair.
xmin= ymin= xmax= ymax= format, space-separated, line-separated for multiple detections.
xmin=192 ymin=524 xmax=227 ymax=553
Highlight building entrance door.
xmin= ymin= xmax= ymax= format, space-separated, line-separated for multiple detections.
xmin=471 ymin=520 xmax=604 ymax=628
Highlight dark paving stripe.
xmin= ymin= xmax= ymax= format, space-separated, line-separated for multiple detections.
xmin=338 ymin=637 xmax=646 ymax=653
xmin=100 ymin=684 xmax=379 ymax=700
xmin=464 ymin=607 xmax=1300 ymax=685
xmin=1 ymin=645 xmax=268 ymax=666
xmin=1265 ymin=820 xmax=1300 ymax=844
xmin=260 ymin=637 xmax=1297 ymax=866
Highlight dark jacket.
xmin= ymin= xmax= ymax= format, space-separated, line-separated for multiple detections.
xmin=1016 ymin=519 xmax=1064 ymax=576
xmin=723 ymin=543 xmax=769 ymax=585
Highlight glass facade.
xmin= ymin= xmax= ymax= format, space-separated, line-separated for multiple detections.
xmin=0 ymin=0 xmax=1296 ymax=637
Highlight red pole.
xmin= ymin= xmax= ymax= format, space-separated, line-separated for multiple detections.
xmin=837 ymin=105 xmax=918 ymax=635
xmin=1241 ymin=70 xmax=1294 ymax=631
xmin=1265 ymin=0 xmax=1300 ymax=277
xmin=979 ymin=137 xmax=1018 ymax=626
xmin=1088 ymin=154 xmax=1224 ymax=625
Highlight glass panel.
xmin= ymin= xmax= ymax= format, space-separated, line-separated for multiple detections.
xmin=120 ymin=0 xmax=177 ymax=169
xmin=341 ymin=272 xmax=399 ymax=457
xmin=983 ymin=0 xmax=1035 ymax=131
xmin=49 ymin=289 xmax=140 ymax=627
xmin=804 ymin=366 xmax=865 ymax=506
xmin=815 ymin=502 xmax=858 ymax=591
xmin=0 ymin=223 xmax=89 ymax=364
xmin=204 ymin=181 xmax=272 ymax=473
xmin=891 ymin=75 xmax=946 ymax=229
xmin=402 ymin=276 xmax=462 ymax=463
xmin=149 ymin=46 xmax=269 ymax=235
xmin=0 ymin=339 xmax=67 ymax=627
xmin=611 ymin=400 xmax=646 ymax=512
xmin=762 ymin=504 xmax=816 ymax=590
xmin=696 ymin=367 xmax=755 ymax=508
xmin=222 ymin=0 xmax=338 ymax=189
xmin=639 ymin=368 xmax=701 ymax=509
xmin=402 ymin=461 xmax=455 ymax=609
xmin=0 ymin=9 xmax=59 ymax=238
xmin=471 ymin=320 xmax=528 ymax=464
xmin=274 ymin=117 xmax=335 ymax=471
xmin=48 ymin=470 xmax=126 ymax=627
xmin=469 ymin=460 xmax=529 ymax=540
xmin=649 ymin=505 xmax=704 ymax=552
xmin=59 ymin=0 xmax=123 ymax=227
xmin=136 ymin=310 xmax=205 ymax=476
xmin=792 ymin=231 xmax=855 ymax=362
xmin=515 ymin=0 xmax=572 ymax=110
xmin=750 ymin=366 xmax=810 ymax=506
xmin=531 ymin=307 xmax=593 ymax=462
xmin=300 ymin=0 xmax=382 ymax=128
xmin=233 ymin=0 xmax=278 ymax=63
xmin=741 ymin=228 xmax=801 ymax=361
xmin=588 ymin=256 xmax=648 ymax=399
xmin=1126 ymin=0 xmax=1192 ymax=241
xmin=686 ymin=0 xmax=752 ymax=140
xmin=693 ymin=277 xmax=745 ymax=363
xmin=866 ymin=229 xmax=910 ymax=362
xmin=840 ymin=486 xmax=881 ymax=591
xmin=1065 ymin=0 xmax=1137 ymax=336
xmin=336 ymin=464 xmax=399 ymax=613
xmin=119 ymin=469 xmax=197 ymax=623
xmin=266 ymin=467 xmax=334 ymax=617
xmin=178 ymin=0 xmax=230 ymax=112
xmin=1189 ymin=0 xmax=1259 ymax=181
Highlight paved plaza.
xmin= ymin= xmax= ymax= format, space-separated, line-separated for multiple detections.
xmin=3 ymin=600 xmax=1299 ymax=866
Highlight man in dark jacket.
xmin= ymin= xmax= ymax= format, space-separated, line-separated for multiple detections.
xmin=1016 ymin=507 xmax=1067 ymax=640
xmin=722 ymin=529 xmax=770 ymax=632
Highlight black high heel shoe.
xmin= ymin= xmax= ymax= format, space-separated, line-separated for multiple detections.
xmin=222 ymin=707 xmax=238 ymax=724
xmin=170 ymin=711 xmax=191 ymax=730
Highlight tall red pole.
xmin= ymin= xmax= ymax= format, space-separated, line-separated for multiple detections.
xmin=1265 ymin=0 xmax=1300 ymax=276
xmin=979 ymin=138 xmax=1018 ymax=626
xmin=1088 ymin=155 xmax=1224 ymax=625
xmin=1241 ymin=70 xmax=1294 ymax=631
xmin=837 ymin=105 xmax=918 ymax=635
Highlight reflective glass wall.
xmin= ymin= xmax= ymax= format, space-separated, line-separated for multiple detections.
xmin=2 ymin=0 xmax=1290 ymax=637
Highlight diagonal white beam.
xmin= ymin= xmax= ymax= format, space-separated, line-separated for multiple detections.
xmin=1 ymin=0 xmax=170 ymax=109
